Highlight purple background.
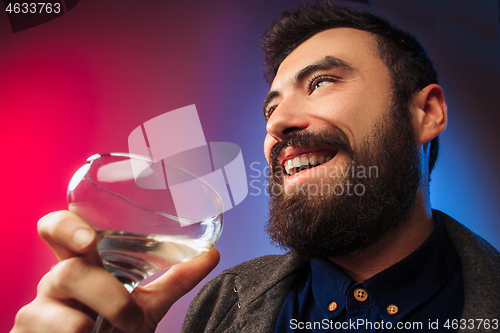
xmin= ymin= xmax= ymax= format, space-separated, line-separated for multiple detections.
xmin=1 ymin=0 xmax=498 ymax=331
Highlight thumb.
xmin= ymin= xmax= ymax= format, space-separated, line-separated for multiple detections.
xmin=134 ymin=247 xmax=220 ymax=324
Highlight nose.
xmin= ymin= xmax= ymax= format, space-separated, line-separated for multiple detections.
xmin=266 ymin=99 xmax=309 ymax=141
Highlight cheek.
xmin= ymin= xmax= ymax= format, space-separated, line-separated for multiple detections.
xmin=305 ymin=94 xmax=360 ymax=142
xmin=317 ymin=88 xmax=389 ymax=145
xmin=264 ymin=134 xmax=276 ymax=164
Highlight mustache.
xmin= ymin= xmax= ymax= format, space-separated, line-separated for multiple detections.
xmin=269 ymin=129 xmax=353 ymax=169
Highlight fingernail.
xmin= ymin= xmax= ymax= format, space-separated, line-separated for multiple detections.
xmin=72 ymin=228 xmax=93 ymax=249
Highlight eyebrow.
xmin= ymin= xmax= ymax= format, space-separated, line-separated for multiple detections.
xmin=262 ymin=56 xmax=356 ymax=116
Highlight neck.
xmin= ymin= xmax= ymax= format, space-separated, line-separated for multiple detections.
xmin=330 ymin=190 xmax=434 ymax=282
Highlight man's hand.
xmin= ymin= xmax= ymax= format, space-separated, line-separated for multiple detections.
xmin=11 ymin=211 xmax=220 ymax=333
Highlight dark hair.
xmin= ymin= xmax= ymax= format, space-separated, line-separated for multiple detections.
xmin=261 ymin=0 xmax=440 ymax=173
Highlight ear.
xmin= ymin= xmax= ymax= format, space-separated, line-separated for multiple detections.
xmin=412 ymin=84 xmax=447 ymax=145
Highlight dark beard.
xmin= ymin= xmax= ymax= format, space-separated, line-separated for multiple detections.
xmin=265 ymin=106 xmax=421 ymax=259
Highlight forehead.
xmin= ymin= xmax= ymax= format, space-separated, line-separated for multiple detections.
xmin=272 ymin=28 xmax=385 ymax=87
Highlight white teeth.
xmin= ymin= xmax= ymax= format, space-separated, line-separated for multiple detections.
xmin=285 ymin=160 xmax=294 ymax=175
xmin=284 ymin=153 xmax=335 ymax=176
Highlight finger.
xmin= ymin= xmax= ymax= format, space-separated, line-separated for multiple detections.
xmin=38 ymin=210 xmax=97 ymax=261
xmin=39 ymin=257 xmax=144 ymax=333
xmin=135 ymin=247 xmax=220 ymax=324
xmin=12 ymin=297 xmax=94 ymax=333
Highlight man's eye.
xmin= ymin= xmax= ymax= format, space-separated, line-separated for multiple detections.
xmin=265 ymin=106 xmax=277 ymax=120
xmin=314 ymin=80 xmax=330 ymax=89
xmin=309 ymin=76 xmax=338 ymax=92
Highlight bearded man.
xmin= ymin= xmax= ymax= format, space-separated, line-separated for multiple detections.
xmin=181 ymin=2 xmax=500 ymax=332
xmin=11 ymin=1 xmax=500 ymax=333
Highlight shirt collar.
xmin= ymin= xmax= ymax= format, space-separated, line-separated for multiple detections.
xmin=310 ymin=212 xmax=458 ymax=323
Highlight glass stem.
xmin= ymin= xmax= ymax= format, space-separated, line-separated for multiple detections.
xmin=91 ymin=314 xmax=106 ymax=333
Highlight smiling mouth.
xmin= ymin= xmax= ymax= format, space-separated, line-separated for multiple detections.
xmin=283 ymin=150 xmax=338 ymax=176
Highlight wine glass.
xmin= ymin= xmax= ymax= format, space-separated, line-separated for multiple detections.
xmin=67 ymin=152 xmax=223 ymax=333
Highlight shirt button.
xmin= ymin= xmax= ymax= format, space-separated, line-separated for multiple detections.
xmin=328 ymin=302 xmax=338 ymax=311
xmin=353 ymin=288 xmax=368 ymax=302
xmin=387 ymin=304 xmax=399 ymax=315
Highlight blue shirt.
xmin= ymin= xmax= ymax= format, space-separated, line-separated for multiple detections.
xmin=275 ymin=214 xmax=464 ymax=332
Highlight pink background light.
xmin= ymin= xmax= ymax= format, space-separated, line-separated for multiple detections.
xmin=1 ymin=1 xmax=498 ymax=332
